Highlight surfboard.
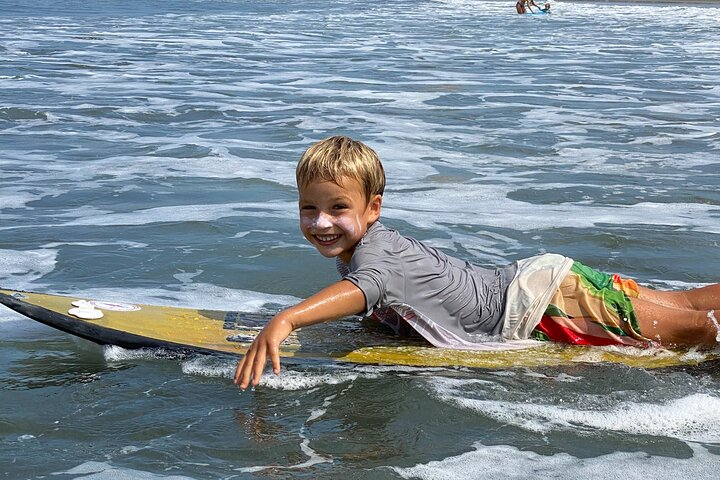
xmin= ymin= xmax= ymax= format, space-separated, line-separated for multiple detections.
xmin=0 ymin=288 xmax=715 ymax=369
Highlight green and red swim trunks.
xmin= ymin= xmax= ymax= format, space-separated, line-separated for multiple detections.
xmin=532 ymin=262 xmax=655 ymax=347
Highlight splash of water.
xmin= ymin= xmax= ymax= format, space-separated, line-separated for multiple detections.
xmin=707 ymin=310 xmax=720 ymax=342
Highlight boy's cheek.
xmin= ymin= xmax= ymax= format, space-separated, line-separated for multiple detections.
xmin=333 ymin=215 xmax=359 ymax=237
xmin=299 ymin=215 xmax=313 ymax=231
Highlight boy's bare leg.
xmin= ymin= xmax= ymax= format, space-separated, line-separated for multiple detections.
xmin=637 ymin=284 xmax=720 ymax=311
xmin=633 ymin=296 xmax=719 ymax=349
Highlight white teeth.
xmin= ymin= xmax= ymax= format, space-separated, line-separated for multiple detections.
xmin=316 ymin=235 xmax=339 ymax=242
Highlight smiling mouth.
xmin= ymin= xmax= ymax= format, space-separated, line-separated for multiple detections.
xmin=314 ymin=234 xmax=341 ymax=245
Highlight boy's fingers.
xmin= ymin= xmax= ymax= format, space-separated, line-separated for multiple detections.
xmin=234 ymin=347 xmax=257 ymax=389
xmin=234 ymin=360 xmax=248 ymax=389
xmin=269 ymin=343 xmax=281 ymax=375
xmin=250 ymin=344 xmax=268 ymax=386
xmin=233 ymin=327 xmax=287 ymax=389
xmin=233 ymin=356 xmax=246 ymax=384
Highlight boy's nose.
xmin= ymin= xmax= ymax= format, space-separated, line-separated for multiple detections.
xmin=315 ymin=212 xmax=334 ymax=229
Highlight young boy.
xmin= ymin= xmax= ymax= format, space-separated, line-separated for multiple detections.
xmin=234 ymin=136 xmax=720 ymax=389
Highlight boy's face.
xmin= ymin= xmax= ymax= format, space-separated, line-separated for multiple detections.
xmin=298 ymin=176 xmax=382 ymax=263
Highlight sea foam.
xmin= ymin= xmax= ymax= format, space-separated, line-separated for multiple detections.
xmin=393 ymin=442 xmax=718 ymax=480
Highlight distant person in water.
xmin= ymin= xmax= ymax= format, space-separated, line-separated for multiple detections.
xmin=516 ymin=0 xmax=539 ymax=14
xmin=233 ymin=135 xmax=720 ymax=389
xmin=541 ymin=2 xmax=551 ymax=13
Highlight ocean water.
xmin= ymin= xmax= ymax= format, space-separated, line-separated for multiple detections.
xmin=1 ymin=0 xmax=720 ymax=478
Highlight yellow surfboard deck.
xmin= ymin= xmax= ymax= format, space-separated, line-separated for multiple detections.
xmin=1 ymin=289 xmax=715 ymax=369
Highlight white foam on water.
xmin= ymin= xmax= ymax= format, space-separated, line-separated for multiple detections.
xmin=383 ymin=186 xmax=720 ymax=237
xmin=41 ymin=240 xmax=148 ymax=249
xmin=0 ymin=186 xmax=49 ymax=210
xmin=352 ymin=363 xmax=452 ymax=375
xmin=69 ymin=282 xmax=300 ymax=312
xmin=103 ymin=345 xmax=182 ymax=362
xmin=181 ymin=355 xmax=235 ymax=378
xmin=521 ymin=371 xmax=582 ymax=383
xmin=432 ymin=383 xmax=720 ymax=444
xmin=234 ymin=434 xmax=332 ymax=474
xmin=51 ymin=205 xmax=115 ymax=220
xmin=677 ymin=348 xmax=712 ymax=364
xmin=253 ymin=369 xmax=369 ymax=391
xmin=0 ymin=152 xmax=297 ymax=208
xmin=60 ymin=201 xmax=296 ymax=227
xmin=172 ymin=269 xmax=203 ymax=284
xmin=568 ymin=344 xmax=710 ymax=365
xmin=649 ymin=279 xmax=718 ymax=292
xmin=0 ymin=248 xmax=57 ymax=290
xmin=106 ymin=347 xmax=365 ymax=389
xmin=233 ymin=229 xmax=279 ymax=239
xmin=178 ymin=353 xmax=385 ymax=387
xmin=52 ymin=461 xmax=196 ymax=480
xmin=392 ymin=441 xmax=718 ymax=480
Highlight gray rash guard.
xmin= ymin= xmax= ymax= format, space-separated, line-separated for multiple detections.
xmin=339 ymin=222 xmax=517 ymax=348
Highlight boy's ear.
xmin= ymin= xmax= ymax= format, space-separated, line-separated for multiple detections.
xmin=367 ymin=194 xmax=383 ymax=222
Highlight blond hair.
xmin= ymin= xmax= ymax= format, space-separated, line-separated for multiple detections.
xmin=296 ymin=136 xmax=385 ymax=203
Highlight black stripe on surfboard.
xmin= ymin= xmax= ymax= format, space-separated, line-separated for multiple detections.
xmin=0 ymin=291 xmax=224 ymax=357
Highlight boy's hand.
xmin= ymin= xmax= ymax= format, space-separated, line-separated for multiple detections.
xmin=232 ymin=280 xmax=366 ymax=390
xmin=233 ymin=314 xmax=293 ymax=390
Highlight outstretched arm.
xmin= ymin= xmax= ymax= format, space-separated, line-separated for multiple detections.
xmin=233 ymin=279 xmax=366 ymax=389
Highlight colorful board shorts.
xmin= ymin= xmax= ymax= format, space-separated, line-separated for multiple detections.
xmin=531 ymin=261 xmax=654 ymax=347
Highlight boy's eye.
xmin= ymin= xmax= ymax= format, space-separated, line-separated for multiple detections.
xmin=333 ymin=204 xmax=348 ymax=210
xmin=301 ymin=205 xmax=316 ymax=211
